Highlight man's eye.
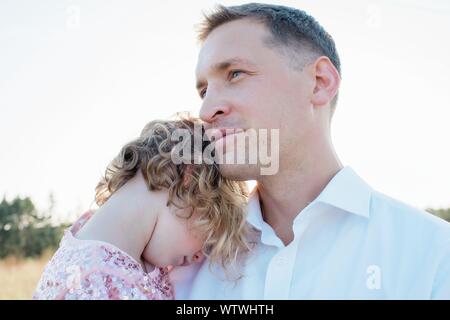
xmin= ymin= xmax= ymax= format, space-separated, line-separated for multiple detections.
xmin=229 ymin=70 xmax=243 ymax=80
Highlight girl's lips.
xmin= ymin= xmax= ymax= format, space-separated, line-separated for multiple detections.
xmin=165 ymin=265 xmax=174 ymax=272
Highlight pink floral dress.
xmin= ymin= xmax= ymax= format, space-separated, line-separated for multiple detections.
xmin=33 ymin=211 xmax=174 ymax=300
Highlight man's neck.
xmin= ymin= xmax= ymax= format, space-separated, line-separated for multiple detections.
xmin=257 ymin=147 xmax=343 ymax=246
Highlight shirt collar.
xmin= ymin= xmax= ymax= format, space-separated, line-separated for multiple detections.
xmin=314 ymin=166 xmax=372 ymax=219
xmin=246 ymin=166 xmax=373 ymax=230
xmin=246 ymin=189 xmax=284 ymax=247
xmin=247 ymin=189 xmax=264 ymax=230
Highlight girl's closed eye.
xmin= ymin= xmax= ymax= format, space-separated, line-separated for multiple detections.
xmin=200 ymin=88 xmax=207 ymax=99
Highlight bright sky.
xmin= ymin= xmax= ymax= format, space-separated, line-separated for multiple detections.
xmin=1 ymin=0 xmax=449 ymax=223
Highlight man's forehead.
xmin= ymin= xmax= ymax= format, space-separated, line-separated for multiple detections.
xmin=195 ymin=20 xmax=269 ymax=77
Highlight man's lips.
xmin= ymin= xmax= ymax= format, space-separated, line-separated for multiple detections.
xmin=206 ymin=128 xmax=245 ymax=142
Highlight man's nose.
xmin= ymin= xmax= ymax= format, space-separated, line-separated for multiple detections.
xmin=199 ymin=98 xmax=231 ymax=124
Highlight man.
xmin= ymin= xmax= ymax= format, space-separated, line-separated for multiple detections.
xmin=170 ymin=3 xmax=450 ymax=299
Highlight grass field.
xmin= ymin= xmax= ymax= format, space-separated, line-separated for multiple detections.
xmin=0 ymin=251 xmax=53 ymax=300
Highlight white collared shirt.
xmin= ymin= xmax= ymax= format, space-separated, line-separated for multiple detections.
xmin=170 ymin=166 xmax=450 ymax=299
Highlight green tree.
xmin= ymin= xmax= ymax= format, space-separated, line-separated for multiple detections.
xmin=426 ymin=208 xmax=450 ymax=223
xmin=0 ymin=196 xmax=67 ymax=258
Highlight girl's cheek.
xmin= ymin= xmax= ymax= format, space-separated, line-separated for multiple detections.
xmin=141 ymin=248 xmax=153 ymax=266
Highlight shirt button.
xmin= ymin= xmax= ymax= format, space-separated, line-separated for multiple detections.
xmin=275 ymin=256 xmax=287 ymax=266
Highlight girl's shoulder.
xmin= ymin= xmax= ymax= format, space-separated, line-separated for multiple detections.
xmin=33 ymin=211 xmax=174 ymax=300
xmin=70 ymin=210 xmax=95 ymax=235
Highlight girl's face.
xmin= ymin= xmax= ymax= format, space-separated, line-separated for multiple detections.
xmin=141 ymin=204 xmax=205 ymax=269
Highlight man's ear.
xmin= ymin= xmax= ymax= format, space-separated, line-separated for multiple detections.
xmin=311 ymin=56 xmax=340 ymax=107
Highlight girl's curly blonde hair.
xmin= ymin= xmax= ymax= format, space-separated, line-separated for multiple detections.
xmin=95 ymin=115 xmax=251 ymax=276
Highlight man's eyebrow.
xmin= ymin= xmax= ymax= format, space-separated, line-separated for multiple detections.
xmin=212 ymin=57 xmax=257 ymax=71
xmin=196 ymin=57 xmax=257 ymax=90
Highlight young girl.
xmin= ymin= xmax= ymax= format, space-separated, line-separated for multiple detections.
xmin=33 ymin=117 xmax=249 ymax=300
